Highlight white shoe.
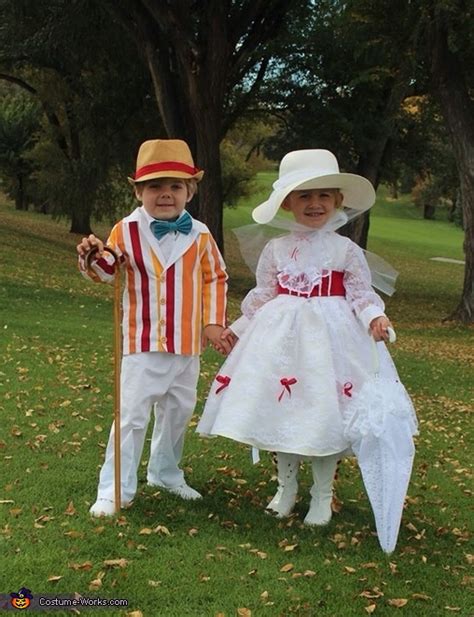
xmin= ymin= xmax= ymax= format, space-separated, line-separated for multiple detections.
xmin=266 ymin=486 xmax=297 ymax=518
xmin=303 ymin=454 xmax=339 ymax=526
xmin=265 ymin=452 xmax=300 ymax=518
xmin=303 ymin=493 xmax=333 ymax=526
xmin=89 ymin=498 xmax=131 ymax=517
xmin=150 ymin=483 xmax=202 ymax=500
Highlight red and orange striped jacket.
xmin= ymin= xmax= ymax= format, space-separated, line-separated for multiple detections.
xmin=79 ymin=207 xmax=227 ymax=356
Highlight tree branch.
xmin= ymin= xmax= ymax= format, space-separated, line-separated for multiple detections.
xmin=223 ymin=57 xmax=270 ymax=135
xmin=0 ymin=72 xmax=70 ymax=159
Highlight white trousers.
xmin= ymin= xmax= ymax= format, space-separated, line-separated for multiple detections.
xmin=95 ymin=352 xmax=200 ymax=503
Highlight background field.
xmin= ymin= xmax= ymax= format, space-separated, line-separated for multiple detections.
xmin=0 ymin=183 xmax=472 ymax=616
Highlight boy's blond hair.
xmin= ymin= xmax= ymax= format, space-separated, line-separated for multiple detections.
xmin=134 ymin=177 xmax=198 ymax=200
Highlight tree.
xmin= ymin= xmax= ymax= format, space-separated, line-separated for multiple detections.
xmin=260 ymin=0 xmax=420 ymax=247
xmin=0 ymin=89 xmax=40 ymax=210
xmin=0 ymin=0 xmax=158 ymax=233
xmin=99 ymin=0 xmax=302 ymax=250
xmin=221 ymin=116 xmax=277 ymax=206
xmin=422 ymin=0 xmax=474 ymax=322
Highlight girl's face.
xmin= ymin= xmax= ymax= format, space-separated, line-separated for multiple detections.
xmin=281 ymin=188 xmax=342 ymax=228
xmin=135 ymin=177 xmax=192 ymax=220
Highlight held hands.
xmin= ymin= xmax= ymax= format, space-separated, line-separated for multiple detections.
xmin=369 ymin=316 xmax=394 ymax=342
xmin=76 ymin=234 xmax=104 ymax=258
xmin=204 ymin=325 xmax=238 ymax=355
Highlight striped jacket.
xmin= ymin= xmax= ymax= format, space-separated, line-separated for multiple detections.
xmin=80 ymin=207 xmax=228 ymax=356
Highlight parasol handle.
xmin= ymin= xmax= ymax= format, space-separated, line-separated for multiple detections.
xmin=370 ymin=327 xmax=396 ymax=376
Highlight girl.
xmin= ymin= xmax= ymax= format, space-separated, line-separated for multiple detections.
xmin=198 ymin=149 xmax=415 ymax=528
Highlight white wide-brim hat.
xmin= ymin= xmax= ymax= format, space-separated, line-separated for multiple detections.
xmin=252 ymin=149 xmax=376 ymax=224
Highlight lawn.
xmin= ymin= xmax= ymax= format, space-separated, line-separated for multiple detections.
xmin=0 ymin=184 xmax=472 ymax=617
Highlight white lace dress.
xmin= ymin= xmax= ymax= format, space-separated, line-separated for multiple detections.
xmin=197 ymin=229 xmax=409 ymax=457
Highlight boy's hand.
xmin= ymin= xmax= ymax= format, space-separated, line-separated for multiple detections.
xmin=204 ymin=325 xmax=235 ymax=355
xmin=77 ymin=234 xmax=105 ymax=258
xmin=369 ymin=316 xmax=393 ymax=342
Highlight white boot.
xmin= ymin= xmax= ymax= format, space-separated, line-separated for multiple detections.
xmin=266 ymin=452 xmax=300 ymax=518
xmin=304 ymin=454 xmax=339 ymax=526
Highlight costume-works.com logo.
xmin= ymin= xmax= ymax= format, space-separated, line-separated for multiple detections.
xmin=10 ymin=588 xmax=33 ymax=610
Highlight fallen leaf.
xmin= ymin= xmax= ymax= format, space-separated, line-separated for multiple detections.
xmin=69 ymin=562 xmax=93 ymax=571
xmin=47 ymin=576 xmax=62 ymax=583
xmin=360 ymin=590 xmax=384 ymax=600
xmin=280 ymin=563 xmax=294 ymax=573
xmin=344 ymin=566 xmax=356 ymax=573
xmin=148 ymin=580 xmax=161 ymax=587
xmin=64 ymin=501 xmax=76 ymax=516
xmin=154 ymin=525 xmax=171 ymax=536
xmin=411 ymin=593 xmax=431 ymax=601
xmin=64 ymin=530 xmax=84 ymax=539
xmin=365 ymin=605 xmax=377 ymax=614
xmin=237 ymin=609 xmax=251 ymax=617
xmin=103 ymin=558 xmax=128 ymax=568
xmin=89 ymin=579 xmax=102 ymax=591
xmin=388 ymin=599 xmax=408 ymax=608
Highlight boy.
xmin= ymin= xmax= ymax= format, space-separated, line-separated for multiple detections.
xmin=77 ymin=139 xmax=231 ymax=516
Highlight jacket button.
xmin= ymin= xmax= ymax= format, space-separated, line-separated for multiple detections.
xmin=160 ymin=298 xmax=166 ymax=305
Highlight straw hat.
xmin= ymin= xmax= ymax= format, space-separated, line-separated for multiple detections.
xmin=128 ymin=139 xmax=204 ymax=184
xmin=252 ymin=149 xmax=375 ymax=224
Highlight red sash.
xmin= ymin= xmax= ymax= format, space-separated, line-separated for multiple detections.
xmin=277 ymin=270 xmax=345 ymax=297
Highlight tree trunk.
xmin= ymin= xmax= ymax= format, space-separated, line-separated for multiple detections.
xmin=142 ymin=18 xmax=227 ymax=251
xmin=69 ymin=208 xmax=93 ymax=235
xmin=339 ymin=78 xmax=410 ymax=248
xmin=15 ymin=175 xmax=28 ymax=210
xmin=430 ymin=12 xmax=474 ymax=323
xmin=194 ymin=122 xmax=224 ymax=251
xmin=339 ymin=151 xmax=382 ymax=248
xmin=423 ymin=204 xmax=436 ymax=220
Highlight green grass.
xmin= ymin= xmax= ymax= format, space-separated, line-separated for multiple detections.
xmin=0 ymin=187 xmax=472 ymax=617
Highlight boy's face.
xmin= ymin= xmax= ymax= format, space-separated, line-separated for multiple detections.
xmin=281 ymin=188 xmax=342 ymax=229
xmin=135 ymin=177 xmax=192 ymax=220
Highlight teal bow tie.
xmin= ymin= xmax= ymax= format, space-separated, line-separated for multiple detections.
xmin=150 ymin=211 xmax=193 ymax=240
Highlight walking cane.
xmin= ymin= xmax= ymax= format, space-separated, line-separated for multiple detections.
xmin=86 ymin=246 xmax=122 ymax=514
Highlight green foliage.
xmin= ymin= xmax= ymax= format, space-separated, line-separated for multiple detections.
xmin=0 ymin=0 xmax=159 ymax=231
xmin=221 ymin=118 xmax=278 ymax=207
xmin=0 ymin=92 xmax=41 ymax=209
